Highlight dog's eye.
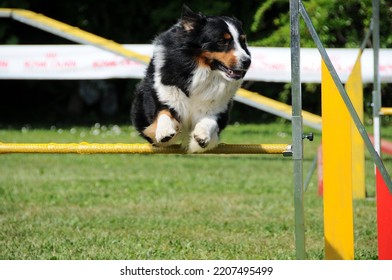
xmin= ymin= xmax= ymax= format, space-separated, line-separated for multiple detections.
xmin=218 ymin=38 xmax=230 ymax=46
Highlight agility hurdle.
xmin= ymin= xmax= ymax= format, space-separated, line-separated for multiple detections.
xmin=345 ymin=46 xmax=366 ymax=199
xmin=318 ymin=0 xmax=392 ymax=259
xmin=1 ymin=2 xmax=390 ymax=260
xmin=300 ymin=0 xmax=392 ymax=189
xmin=0 ymin=142 xmax=292 ymax=155
xmin=318 ymin=32 xmax=366 ymax=259
xmin=0 ymin=7 xmax=309 ymax=259
xmin=295 ymin=0 xmax=392 ymax=260
xmin=321 ymin=60 xmax=354 ymax=259
xmin=319 ymin=39 xmax=367 ymax=200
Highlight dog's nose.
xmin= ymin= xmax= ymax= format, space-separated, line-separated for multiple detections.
xmin=241 ymin=57 xmax=251 ymax=69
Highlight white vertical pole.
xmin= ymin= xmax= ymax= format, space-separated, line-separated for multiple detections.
xmin=372 ymin=0 xmax=381 ymax=155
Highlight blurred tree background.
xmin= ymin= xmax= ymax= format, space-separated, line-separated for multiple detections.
xmin=0 ymin=0 xmax=391 ymax=126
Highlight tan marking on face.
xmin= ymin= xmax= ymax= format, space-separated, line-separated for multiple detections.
xmin=199 ymin=50 xmax=238 ymax=69
xmin=223 ymin=33 xmax=232 ymax=40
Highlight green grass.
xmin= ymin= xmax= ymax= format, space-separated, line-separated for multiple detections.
xmin=0 ymin=123 xmax=391 ymax=259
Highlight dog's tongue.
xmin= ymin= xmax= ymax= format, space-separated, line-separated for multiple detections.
xmin=214 ymin=61 xmax=244 ymax=80
xmin=226 ymin=69 xmax=244 ymax=80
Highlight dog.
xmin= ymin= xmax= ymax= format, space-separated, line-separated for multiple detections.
xmin=131 ymin=5 xmax=251 ymax=153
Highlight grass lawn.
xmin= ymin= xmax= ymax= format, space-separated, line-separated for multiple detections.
xmin=0 ymin=122 xmax=391 ymax=259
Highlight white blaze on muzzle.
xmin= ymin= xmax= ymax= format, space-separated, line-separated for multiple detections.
xmin=225 ymin=21 xmax=251 ymax=70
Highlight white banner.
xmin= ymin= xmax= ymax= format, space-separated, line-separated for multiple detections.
xmin=0 ymin=44 xmax=391 ymax=83
xmin=1 ymin=260 xmax=392 ymax=280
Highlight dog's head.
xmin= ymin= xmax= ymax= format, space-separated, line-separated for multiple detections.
xmin=180 ymin=5 xmax=251 ymax=81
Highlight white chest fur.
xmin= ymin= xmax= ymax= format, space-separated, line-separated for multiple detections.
xmin=154 ymin=64 xmax=241 ymax=130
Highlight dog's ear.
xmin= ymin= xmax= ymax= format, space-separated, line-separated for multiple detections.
xmin=181 ymin=4 xmax=205 ymax=31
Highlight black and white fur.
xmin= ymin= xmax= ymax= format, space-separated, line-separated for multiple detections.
xmin=131 ymin=5 xmax=251 ymax=153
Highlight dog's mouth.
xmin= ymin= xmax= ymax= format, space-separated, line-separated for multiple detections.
xmin=213 ymin=61 xmax=246 ymax=80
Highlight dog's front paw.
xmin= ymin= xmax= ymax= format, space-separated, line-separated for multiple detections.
xmin=156 ymin=128 xmax=177 ymax=143
xmin=156 ymin=124 xmax=178 ymax=144
xmin=188 ymin=123 xmax=219 ymax=153
xmin=194 ymin=133 xmax=210 ymax=148
xmin=188 ymin=133 xmax=219 ymax=153
xmin=155 ymin=114 xmax=180 ymax=144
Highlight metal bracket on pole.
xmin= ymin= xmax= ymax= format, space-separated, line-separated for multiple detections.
xmin=302 ymin=133 xmax=314 ymax=141
xmin=283 ymin=145 xmax=293 ymax=157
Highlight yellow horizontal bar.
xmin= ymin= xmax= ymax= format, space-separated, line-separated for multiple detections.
xmin=0 ymin=8 xmax=12 ymax=17
xmin=0 ymin=142 xmax=292 ymax=155
xmin=380 ymin=107 xmax=392 ymax=116
xmin=1 ymin=8 xmax=150 ymax=64
xmin=236 ymin=88 xmax=322 ymax=129
xmin=237 ymin=88 xmax=293 ymax=115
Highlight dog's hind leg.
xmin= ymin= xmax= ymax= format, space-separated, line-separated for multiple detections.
xmin=143 ymin=109 xmax=180 ymax=144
